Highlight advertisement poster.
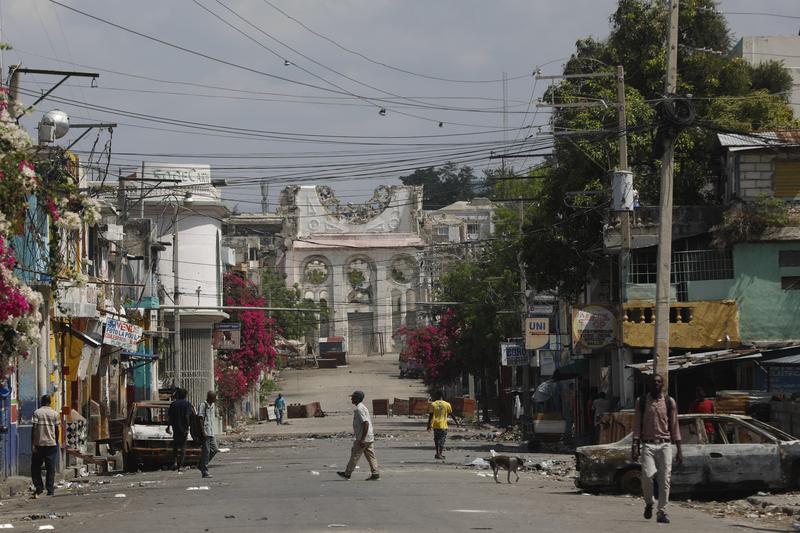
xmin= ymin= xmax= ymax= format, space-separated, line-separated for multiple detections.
xmin=213 ymin=322 xmax=241 ymax=350
xmin=500 ymin=342 xmax=529 ymax=367
xmin=102 ymin=318 xmax=144 ymax=351
xmin=572 ymin=305 xmax=617 ymax=350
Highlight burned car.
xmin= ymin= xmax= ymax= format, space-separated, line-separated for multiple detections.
xmin=109 ymin=401 xmax=201 ymax=472
xmin=575 ymin=414 xmax=800 ymax=495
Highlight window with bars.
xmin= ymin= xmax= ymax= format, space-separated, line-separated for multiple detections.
xmin=779 ymin=250 xmax=800 ymax=267
xmin=628 ymin=249 xmax=734 ymax=301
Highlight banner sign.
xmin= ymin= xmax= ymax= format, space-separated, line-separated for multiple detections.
xmin=525 ymin=317 xmax=550 ymax=350
xmin=213 ymin=322 xmax=241 ymax=350
xmin=572 ymin=305 xmax=617 ymax=350
xmin=103 ymin=318 xmax=144 ymax=351
xmin=500 ymin=342 xmax=529 ymax=367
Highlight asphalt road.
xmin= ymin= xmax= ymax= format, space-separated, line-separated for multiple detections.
xmin=0 ymin=435 xmax=773 ymax=533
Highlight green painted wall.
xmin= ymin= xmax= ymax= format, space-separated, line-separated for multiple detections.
xmin=719 ymin=242 xmax=800 ymax=342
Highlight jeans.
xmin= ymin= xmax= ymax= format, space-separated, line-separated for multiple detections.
xmin=198 ymin=436 xmax=219 ymax=474
xmin=344 ymin=441 xmax=378 ymax=475
xmin=641 ymin=442 xmax=673 ymax=513
xmin=31 ymin=445 xmax=58 ymax=495
xmin=172 ymin=432 xmax=188 ymax=469
xmin=276 ymin=408 xmax=284 ymax=425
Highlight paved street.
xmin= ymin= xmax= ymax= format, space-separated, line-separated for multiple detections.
xmin=0 ymin=355 xmax=785 ymax=532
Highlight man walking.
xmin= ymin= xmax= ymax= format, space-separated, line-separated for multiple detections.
xmin=166 ymin=388 xmax=192 ymax=471
xmin=427 ymin=391 xmax=452 ymax=460
xmin=31 ymin=394 xmax=60 ymax=498
xmin=274 ymin=393 xmax=285 ymax=425
xmin=337 ymin=390 xmax=379 ymax=481
xmin=632 ymin=374 xmax=682 ymax=524
xmin=197 ymin=390 xmax=219 ymax=478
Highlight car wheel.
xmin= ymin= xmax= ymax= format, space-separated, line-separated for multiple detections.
xmin=619 ymin=468 xmax=642 ymax=495
xmin=123 ymin=451 xmax=139 ymax=473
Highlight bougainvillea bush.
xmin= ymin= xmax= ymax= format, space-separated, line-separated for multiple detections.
xmin=394 ymin=309 xmax=461 ymax=387
xmin=216 ymin=272 xmax=278 ymax=408
xmin=0 ymin=87 xmax=100 ymax=380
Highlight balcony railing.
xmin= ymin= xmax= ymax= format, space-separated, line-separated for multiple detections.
xmin=622 ymin=300 xmax=740 ymax=350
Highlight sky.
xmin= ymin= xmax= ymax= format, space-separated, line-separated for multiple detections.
xmin=2 ymin=0 xmax=798 ymax=211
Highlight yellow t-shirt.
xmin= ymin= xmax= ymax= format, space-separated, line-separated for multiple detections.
xmin=428 ymin=400 xmax=452 ymax=429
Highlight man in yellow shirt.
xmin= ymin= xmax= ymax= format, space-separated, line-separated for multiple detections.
xmin=426 ymin=391 xmax=453 ymax=460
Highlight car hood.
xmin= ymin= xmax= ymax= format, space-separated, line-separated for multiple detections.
xmin=131 ymin=424 xmax=172 ymax=440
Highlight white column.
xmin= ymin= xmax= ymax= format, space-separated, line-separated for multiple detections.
xmin=375 ymin=262 xmax=391 ymax=353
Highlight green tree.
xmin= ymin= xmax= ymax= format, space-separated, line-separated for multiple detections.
xmin=261 ymin=269 xmax=321 ymax=340
xmin=399 ymin=161 xmax=479 ymax=209
xmin=750 ymin=60 xmax=794 ymax=98
xmin=521 ymin=0 xmax=797 ymax=299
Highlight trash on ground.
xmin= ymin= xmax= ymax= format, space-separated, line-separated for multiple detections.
xmin=0 ymin=525 xmax=13 ymax=529
xmin=37 ymin=527 xmax=54 ymax=531
xmin=465 ymin=458 xmax=490 ymax=469
xmin=218 ymin=447 xmax=231 ymax=453
xmin=114 ymin=493 xmax=126 ymax=498
xmin=310 ymin=470 xmax=320 ymax=476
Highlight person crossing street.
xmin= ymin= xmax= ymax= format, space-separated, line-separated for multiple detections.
xmin=337 ymin=390 xmax=379 ymax=481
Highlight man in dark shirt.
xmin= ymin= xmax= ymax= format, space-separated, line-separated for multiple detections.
xmin=166 ymin=388 xmax=193 ymax=471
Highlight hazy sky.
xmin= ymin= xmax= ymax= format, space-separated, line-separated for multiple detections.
xmin=4 ymin=1 xmax=798 ymax=210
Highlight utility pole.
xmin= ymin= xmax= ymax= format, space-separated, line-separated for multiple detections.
xmin=114 ymin=174 xmax=127 ymax=311
xmin=518 ymin=199 xmax=531 ymax=418
xmin=173 ymin=206 xmax=182 ymax=389
xmin=653 ymin=0 xmax=680 ymax=390
xmin=615 ymin=66 xmax=632 ymax=407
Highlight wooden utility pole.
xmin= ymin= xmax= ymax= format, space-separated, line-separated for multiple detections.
xmin=615 ymin=65 xmax=632 ymax=406
xmin=653 ymin=0 xmax=680 ymax=390
xmin=518 ymin=199 xmax=531 ymax=418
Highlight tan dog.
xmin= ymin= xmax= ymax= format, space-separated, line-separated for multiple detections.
xmin=488 ymin=455 xmax=525 ymax=484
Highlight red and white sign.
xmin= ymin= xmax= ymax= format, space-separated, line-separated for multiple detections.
xmin=103 ymin=318 xmax=143 ymax=351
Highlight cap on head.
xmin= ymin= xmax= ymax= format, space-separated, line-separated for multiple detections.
xmin=351 ymin=390 xmax=365 ymax=403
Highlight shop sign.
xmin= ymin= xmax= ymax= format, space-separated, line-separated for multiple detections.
xmin=572 ymin=305 xmax=617 ymax=350
xmin=103 ymin=318 xmax=143 ymax=351
xmin=213 ymin=322 xmax=241 ymax=350
xmin=525 ymin=317 xmax=549 ymax=350
xmin=500 ymin=342 xmax=529 ymax=366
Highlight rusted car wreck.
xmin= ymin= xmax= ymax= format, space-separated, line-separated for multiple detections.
xmin=109 ymin=401 xmax=202 ymax=472
xmin=575 ymin=414 xmax=800 ymax=494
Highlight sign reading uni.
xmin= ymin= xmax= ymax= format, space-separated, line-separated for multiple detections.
xmin=572 ymin=304 xmax=617 ymax=350
xmin=501 ymin=342 xmax=529 ymax=367
xmin=525 ymin=317 xmax=549 ymax=350
xmin=102 ymin=318 xmax=144 ymax=352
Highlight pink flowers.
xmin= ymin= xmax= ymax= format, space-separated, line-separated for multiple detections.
xmin=216 ymin=272 xmax=278 ymax=402
xmin=395 ymin=309 xmax=460 ymax=386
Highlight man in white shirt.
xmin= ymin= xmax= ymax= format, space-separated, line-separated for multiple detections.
xmin=337 ymin=390 xmax=379 ymax=481
xmin=31 ymin=394 xmax=60 ymax=498
xmin=197 ymin=391 xmax=219 ymax=478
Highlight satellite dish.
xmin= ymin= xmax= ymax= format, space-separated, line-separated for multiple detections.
xmin=37 ymin=109 xmax=70 ymax=145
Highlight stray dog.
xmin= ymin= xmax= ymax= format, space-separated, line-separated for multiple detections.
xmin=488 ymin=455 xmax=525 ymax=484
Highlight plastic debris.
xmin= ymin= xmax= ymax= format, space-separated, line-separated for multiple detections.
xmin=114 ymin=474 xmax=123 ymax=478
xmin=187 ymin=486 xmax=211 ymax=491
xmin=38 ymin=527 xmax=54 ymax=531
xmin=310 ymin=471 xmax=320 ymax=476
xmin=114 ymin=493 xmax=126 ymax=498
xmin=465 ymin=458 xmax=490 ymax=469
xmin=218 ymin=447 xmax=231 ymax=453
xmin=0 ymin=525 xmax=13 ymax=529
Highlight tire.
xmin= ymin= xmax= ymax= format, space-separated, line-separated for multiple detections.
xmin=619 ymin=468 xmax=642 ymax=495
xmin=123 ymin=451 xmax=139 ymax=473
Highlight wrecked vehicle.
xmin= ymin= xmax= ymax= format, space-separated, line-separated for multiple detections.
xmin=109 ymin=401 xmax=201 ymax=472
xmin=575 ymin=414 xmax=800 ymax=495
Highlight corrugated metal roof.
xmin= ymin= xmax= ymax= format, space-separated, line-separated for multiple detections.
xmin=626 ymin=349 xmax=761 ymax=374
xmin=762 ymin=354 xmax=800 ymax=365
xmin=717 ymin=131 xmax=800 ymax=148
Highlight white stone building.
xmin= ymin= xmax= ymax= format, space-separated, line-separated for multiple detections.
xmin=280 ymin=185 xmax=425 ymax=354
xmin=732 ymin=36 xmax=800 ymax=116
